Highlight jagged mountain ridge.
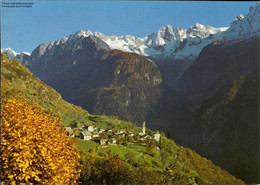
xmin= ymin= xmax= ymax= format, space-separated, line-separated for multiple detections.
xmin=1 ymin=48 xmax=31 ymax=61
xmin=2 ymin=3 xmax=260 ymax=62
xmin=28 ymin=35 xmax=110 ymax=82
xmin=175 ymin=36 xmax=260 ymax=103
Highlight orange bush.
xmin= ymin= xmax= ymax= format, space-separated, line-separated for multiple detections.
xmin=1 ymin=98 xmax=80 ymax=184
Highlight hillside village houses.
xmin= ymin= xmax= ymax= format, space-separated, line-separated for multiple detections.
xmin=154 ymin=132 xmax=161 ymax=142
xmin=80 ymin=131 xmax=92 ymax=141
xmin=64 ymin=121 xmax=160 ymax=145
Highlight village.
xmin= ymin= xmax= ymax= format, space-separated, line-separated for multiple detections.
xmin=64 ymin=121 xmax=161 ymax=146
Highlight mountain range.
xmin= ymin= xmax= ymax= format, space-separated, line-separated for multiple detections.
xmin=1 ymin=2 xmax=259 ymax=183
xmin=3 ymin=2 xmax=260 ymax=62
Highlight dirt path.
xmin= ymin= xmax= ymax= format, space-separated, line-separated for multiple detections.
xmin=135 ymin=152 xmax=143 ymax=158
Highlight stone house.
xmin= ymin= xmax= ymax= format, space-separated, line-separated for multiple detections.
xmin=139 ymin=132 xmax=145 ymax=136
xmin=110 ymin=138 xmax=117 ymax=144
xmin=154 ymin=132 xmax=160 ymax=142
xmin=100 ymin=138 xmax=108 ymax=145
xmin=117 ymin=132 xmax=125 ymax=138
xmin=81 ymin=131 xmax=92 ymax=141
xmin=87 ymin=126 xmax=94 ymax=132
xmin=118 ymin=130 xmax=125 ymax=134
xmin=92 ymin=132 xmax=99 ymax=138
xmin=128 ymin=132 xmax=134 ymax=137
xmin=144 ymin=135 xmax=152 ymax=139
xmin=94 ymin=127 xmax=99 ymax=131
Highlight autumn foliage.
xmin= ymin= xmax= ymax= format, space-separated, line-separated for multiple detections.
xmin=0 ymin=98 xmax=81 ymax=184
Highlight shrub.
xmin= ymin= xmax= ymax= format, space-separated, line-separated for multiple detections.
xmin=1 ymin=98 xmax=81 ymax=184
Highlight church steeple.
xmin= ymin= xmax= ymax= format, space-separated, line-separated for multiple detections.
xmin=142 ymin=121 xmax=146 ymax=135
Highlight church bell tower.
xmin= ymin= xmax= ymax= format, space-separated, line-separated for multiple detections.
xmin=142 ymin=121 xmax=146 ymax=135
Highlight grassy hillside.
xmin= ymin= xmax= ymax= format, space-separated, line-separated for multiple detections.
xmin=75 ymin=135 xmax=244 ymax=184
xmin=1 ymin=53 xmax=133 ymax=129
xmin=1 ymin=53 xmax=244 ymax=184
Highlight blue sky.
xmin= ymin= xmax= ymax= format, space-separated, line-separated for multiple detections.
xmin=1 ymin=1 xmax=257 ymax=53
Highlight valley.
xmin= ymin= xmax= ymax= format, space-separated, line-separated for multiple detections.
xmin=1 ymin=53 xmax=245 ymax=184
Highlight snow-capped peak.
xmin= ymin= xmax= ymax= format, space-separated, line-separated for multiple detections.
xmin=166 ymin=24 xmax=173 ymax=30
xmin=190 ymin=23 xmax=205 ymax=29
xmin=1 ymin=48 xmax=31 ymax=65
xmin=75 ymin=29 xmax=93 ymax=37
xmin=224 ymin=2 xmax=260 ymax=40
xmin=1 ymin=48 xmax=18 ymax=54
xmin=21 ymin=52 xmax=31 ymax=56
xmin=1 ymin=48 xmax=31 ymax=58
xmin=1 ymin=48 xmax=19 ymax=59
xmin=3 ymin=3 xmax=259 ymax=63
xmin=234 ymin=14 xmax=244 ymax=22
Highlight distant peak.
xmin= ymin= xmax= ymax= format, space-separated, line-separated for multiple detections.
xmin=176 ymin=26 xmax=185 ymax=31
xmin=1 ymin=48 xmax=19 ymax=56
xmin=2 ymin=47 xmax=16 ymax=52
xmin=166 ymin=24 xmax=173 ymax=29
xmin=22 ymin=52 xmax=31 ymax=56
xmin=234 ymin=14 xmax=244 ymax=21
xmin=75 ymin=29 xmax=93 ymax=37
xmin=85 ymin=30 xmax=93 ymax=35
xmin=1 ymin=48 xmax=31 ymax=57
xmin=166 ymin=24 xmax=173 ymax=31
xmin=191 ymin=23 xmax=205 ymax=29
xmin=76 ymin=29 xmax=84 ymax=35
xmin=158 ymin=26 xmax=166 ymax=32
